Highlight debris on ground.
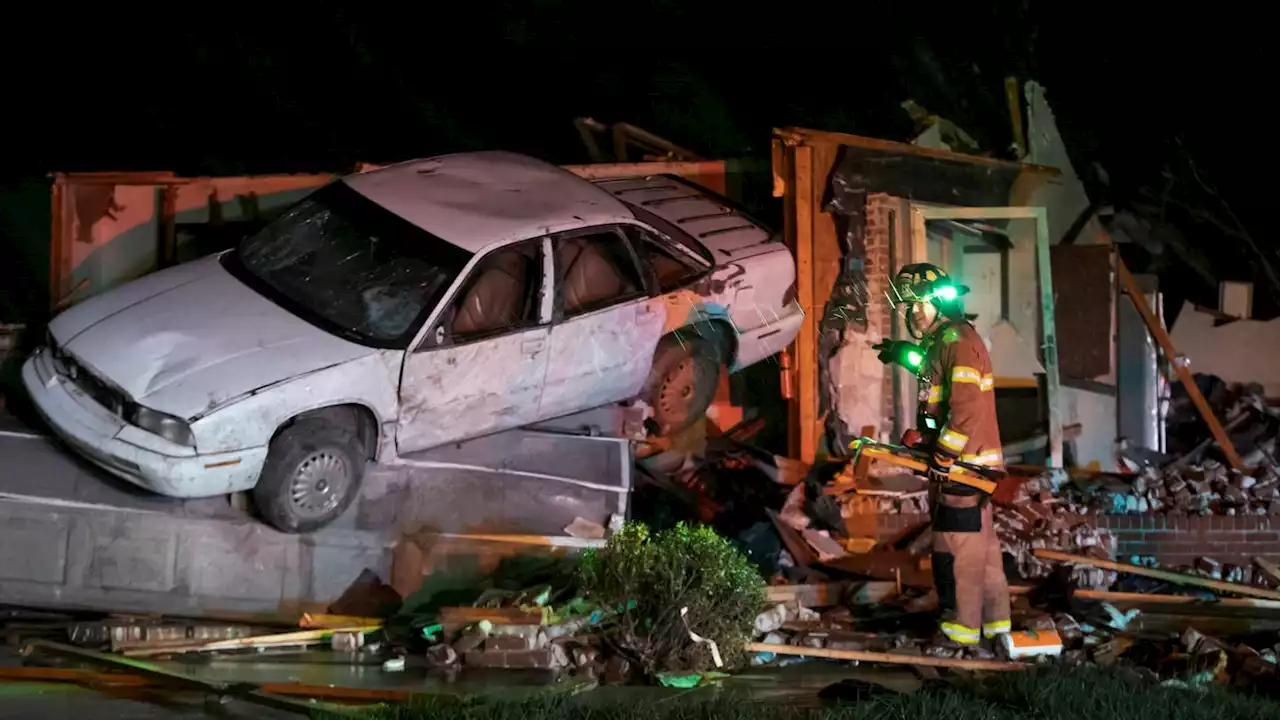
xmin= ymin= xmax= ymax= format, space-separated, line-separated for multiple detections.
xmin=8 ymin=423 xmax=1280 ymax=707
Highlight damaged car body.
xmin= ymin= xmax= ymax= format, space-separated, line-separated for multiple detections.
xmin=24 ymin=151 xmax=804 ymax=532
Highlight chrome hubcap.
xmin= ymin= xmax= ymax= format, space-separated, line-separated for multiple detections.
xmin=289 ymin=450 xmax=350 ymax=519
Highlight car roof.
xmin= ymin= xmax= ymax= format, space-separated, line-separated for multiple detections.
xmin=341 ymin=151 xmax=636 ymax=254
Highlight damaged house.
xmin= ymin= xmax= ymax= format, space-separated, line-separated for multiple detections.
xmin=772 ymin=81 xmax=1173 ymax=474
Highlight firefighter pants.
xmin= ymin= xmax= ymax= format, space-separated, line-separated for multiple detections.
xmin=931 ymin=496 xmax=1011 ymax=645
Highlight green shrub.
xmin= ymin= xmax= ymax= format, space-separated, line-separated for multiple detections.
xmin=577 ymin=521 xmax=765 ymax=677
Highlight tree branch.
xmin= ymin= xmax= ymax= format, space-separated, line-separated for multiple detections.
xmin=1170 ymin=137 xmax=1280 ymax=297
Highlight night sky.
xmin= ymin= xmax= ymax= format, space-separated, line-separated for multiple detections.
xmin=5 ymin=5 xmax=1273 ymax=312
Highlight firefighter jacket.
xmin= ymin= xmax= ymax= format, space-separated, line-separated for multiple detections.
xmin=919 ymin=321 xmax=1003 ymax=484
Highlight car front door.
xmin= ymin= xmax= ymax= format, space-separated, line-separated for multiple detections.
xmin=396 ymin=238 xmax=553 ymax=453
xmin=539 ymin=227 xmax=666 ymax=420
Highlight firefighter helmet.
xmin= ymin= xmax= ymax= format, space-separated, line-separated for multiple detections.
xmin=889 ymin=263 xmax=969 ymax=309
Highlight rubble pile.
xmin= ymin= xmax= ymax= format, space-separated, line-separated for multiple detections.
xmin=1057 ymin=461 xmax=1280 ymax=517
xmin=745 ymin=577 xmax=1280 ymax=692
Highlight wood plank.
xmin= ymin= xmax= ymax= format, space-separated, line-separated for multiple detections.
xmin=1114 ymin=258 xmax=1244 ymax=470
xmin=1033 ymin=549 xmax=1280 ymax=600
xmin=1254 ymin=557 xmax=1280 ymax=586
xmin=778 ymin=143 xmax=800 ymax=458
xmin=1072 ymin=589 xmax=1280 ymax=611
xmin=0 ymin=666 xmax=419 ymax=703
xmin=299 ymin=613 xmax=382 ymax=629
xmin=793 ymin=145 xmax=818 ymax=462
xmin=764 ymin=582 xmax=850 ymax=608
xmin=437 ymin=606 xmax=546 ymax=626
xmin=1034 ymin=207 xmax=1064 ymax=467
xmin=744 ymin=642 xmax=1026 ymax=670
xmin=562 ymin=160 xmax=726 ymax=181
xmin=197 ymin=626 xmax=381 ymax=652
xmin=773 ymin=127 xmax=1059 ymax=177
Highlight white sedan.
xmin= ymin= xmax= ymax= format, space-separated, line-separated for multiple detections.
xmin=24 ymin=152 xmax=804 ymax=532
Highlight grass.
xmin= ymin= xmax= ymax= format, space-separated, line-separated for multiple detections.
xmin=335 ymin=667 xmax=1280 ymax=720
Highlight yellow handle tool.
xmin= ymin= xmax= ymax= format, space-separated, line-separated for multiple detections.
xmin=849 ymin=438 xmax=999 ymax=495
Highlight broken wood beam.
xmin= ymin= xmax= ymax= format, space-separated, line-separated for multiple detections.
xmin=437 ymin=606 xmax=547 ymax=634
xmin=299 ymin=613 xmax=382 ymax=629
xmin=197 ymin=625 xmax=382 ymax=652
xmin=1114 ymin=257 xmax=1245 ymax=470
xmin=764 ymin=582 xmax=849 ymax=608
xmin=744 ymin=642 xmax=1025 ymax=671
xmin=1074 ymin=589 xmax=1280 ymax=611
xmin=1033 ymin=549 xmax=1280 ymax=600
xmin=0 ymin=666 xmax=418 ymax=703
xmin=1254 ymin=557 xmax=1280 ymax=586
xmin=20 ymin=640 xmax=325 ymax=715
xmin=0 ymin=666 xmax=149 ymax=687
xmin=424 ymin=532 xmax=606 ymax=549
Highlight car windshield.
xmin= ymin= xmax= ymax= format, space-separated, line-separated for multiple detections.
xmin=224 ymin=182 xmax=472 ymax=348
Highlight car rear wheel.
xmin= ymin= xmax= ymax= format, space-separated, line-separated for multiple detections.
xmin=646 ymin=332 xmax=724 ymax=436
xmin=253 ymin=418 xmax=365 ymax=533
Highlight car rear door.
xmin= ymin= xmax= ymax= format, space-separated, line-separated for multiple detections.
xmin=538 ymin=227 xmax=666 ymax=420
xmin=397 ymin=238 xmax=553 ymax=453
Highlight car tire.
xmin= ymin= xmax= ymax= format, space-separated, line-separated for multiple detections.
xmin=646 ymin=330 xmax=725 ymax=436
xmin=253 ymin=417 xmax=365 ymax=534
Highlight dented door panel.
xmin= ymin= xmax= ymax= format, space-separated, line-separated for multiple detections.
xmin=396 ymin=328 xmax=550 ymax=452
xmin=539 ymin=298 xmax=666 ymax=419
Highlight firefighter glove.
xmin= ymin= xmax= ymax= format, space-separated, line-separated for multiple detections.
xmin=872 ymin=340 xmax=925 ymax=373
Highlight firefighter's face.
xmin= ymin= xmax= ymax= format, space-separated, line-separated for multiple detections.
xmin=909 ymin=301 xmax=938 ymax=334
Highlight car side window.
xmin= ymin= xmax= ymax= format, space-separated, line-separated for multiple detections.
xmin=432 ymin=241 xmax=543 ymax=347
xmin=626 ymin=226 xmax=706 ymax=293
xmin=554 ymin=230 xmax=645 ymax=318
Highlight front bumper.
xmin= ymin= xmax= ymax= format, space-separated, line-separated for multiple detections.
xmin=21 ymin=349 xmax=266 ymax=498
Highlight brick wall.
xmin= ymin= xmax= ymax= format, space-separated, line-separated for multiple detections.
xmin=1096 ymin=515 xmax=1277 ymax=568
xmin=865 ymin=194 xmax=896 ymax=435
xmin=873 ymin=513 xmax=1277 ymax=568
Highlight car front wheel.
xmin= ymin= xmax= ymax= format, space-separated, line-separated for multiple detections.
xmin=253 ymin=418 xmax=365 ymax=533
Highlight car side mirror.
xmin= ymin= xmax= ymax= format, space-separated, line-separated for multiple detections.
xmin=416 ymin=305 xmax=460 ymax=353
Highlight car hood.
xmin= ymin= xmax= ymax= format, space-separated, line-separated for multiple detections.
xmin=50 ymin=255 xmax=378 ymax=419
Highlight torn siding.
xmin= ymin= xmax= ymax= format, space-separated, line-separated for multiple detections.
xmin=1170 ymin=305 xmax=1280 ymax=397
xmin=1024 ymin=81 xmax=1108 ymax=247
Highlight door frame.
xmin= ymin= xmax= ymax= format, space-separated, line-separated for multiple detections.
xmin=908 ymin=204 xmax=1062 ymax=467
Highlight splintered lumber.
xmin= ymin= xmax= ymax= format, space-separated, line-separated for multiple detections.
xmin=21 ymin=640 xmax=326 ymax=715
xmin=437 ymin=606 xmax=546 ymax=627
xmin=1254 ymin=557 xmax=1280 ymax=586
xmin=0 ymin=667 xmax=150 ymax=687
xmin=1033 ymin=549 xmax=1280 ymax=601
xmin=427 ymin=532 xmax=606 ymax=549
xmin=0 ymin=666 xmax=417 ymax=703
xmin=744 ymin=643 xmax=1025 ymax=671
xmin=197 ymin=625 xmax=382 ymax=652
xmin=1072 ymin=589 xmax=1280 ymax=610
xmin=1009 ymin=586 xmax=1280 ymax=610
xmin=299 ymin=613 xmax=382 ymax=629
xmin=764 ymin=582 xmax=849 ymax=608
xmin=1114 ymin=257 xmax=1244 ymax=470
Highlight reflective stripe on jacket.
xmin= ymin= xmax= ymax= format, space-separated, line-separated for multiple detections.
xmin=920 ymin=321 xmax=1003 ymax=474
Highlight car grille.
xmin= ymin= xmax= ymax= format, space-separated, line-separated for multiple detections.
xmin=49 ymin=336 xmax=128 ymax=418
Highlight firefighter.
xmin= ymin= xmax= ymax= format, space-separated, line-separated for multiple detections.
xmin=889 ymin=262 xmax=1011 ymax=648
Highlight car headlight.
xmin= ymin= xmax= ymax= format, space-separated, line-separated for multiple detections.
xmin=129 ymin=405 xmax=195 ymax=447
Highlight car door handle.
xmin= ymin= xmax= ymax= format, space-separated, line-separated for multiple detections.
xmin=522 ymin=338 xmax=546 ymax=354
